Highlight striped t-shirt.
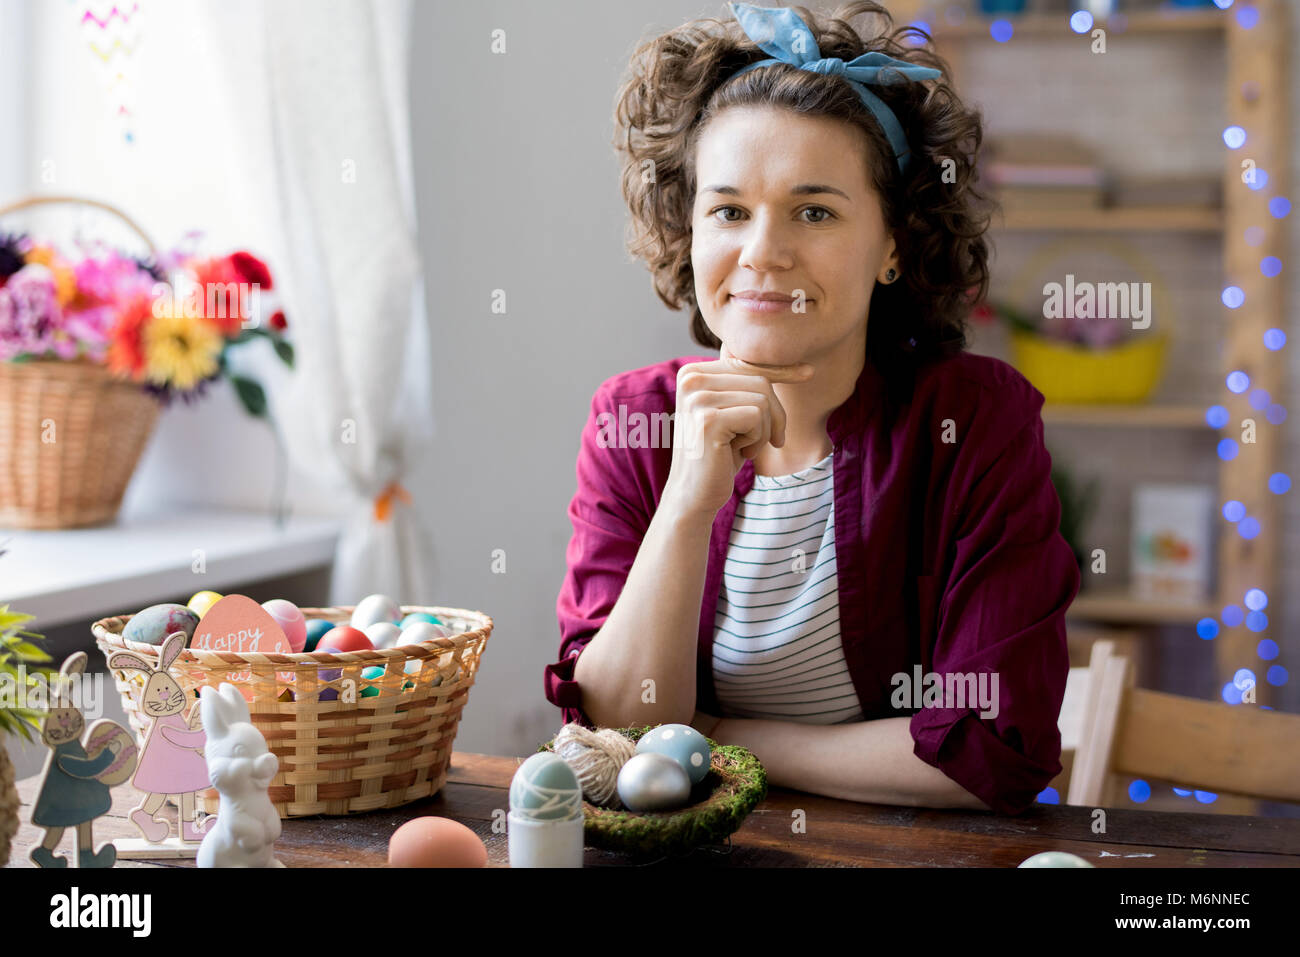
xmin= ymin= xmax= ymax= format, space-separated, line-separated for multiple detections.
xmin=711 ymin=452 xmax=863 ymax=724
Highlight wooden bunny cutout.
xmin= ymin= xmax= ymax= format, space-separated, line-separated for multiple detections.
xmin=197 ymin=683 xmax=284 ymax=868
xmin=108 ymin=631 xmax=213 ymax=845
xmin=30 ymin=652 xmax=139 ymax=868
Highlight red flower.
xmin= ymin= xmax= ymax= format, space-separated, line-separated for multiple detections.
xmin=269 ymin=310 xmax=287 ymax=332
xmin=229 ymin=251 xmax=273 ymax=291
xmin=189 ymin=256 xmax=246 ymax=337
xmin=106 ymin=291 xmax=153 ymax=379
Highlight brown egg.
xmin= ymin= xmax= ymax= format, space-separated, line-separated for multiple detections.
xmin=388 ymin=816 xmax=487 ymax=868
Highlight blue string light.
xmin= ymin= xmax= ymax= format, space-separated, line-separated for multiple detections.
xmin=990 ymin=19 xmax=1014 ymax=42
xmin=1236 ymin=5 xmax=1259 ymax=28
xmin=1217 ymin=438 xmax=1239 ymax=461
xmin=1173 ymin=786 xmax=1192 ymax=797
xmin=1196 ymin=617 xmax=1219 ymax=640
xmin=1244 ymin=588 xmax=1267 ymax=610
xmin=1226 ymin=370 xmax=1249 ymax=392
xmin=1221 ymin=604 xmax=1244 ymax=627
xmin=1263 ymin=328 xmax=1287 ymax=350
xmin=1266 ymin=665 xmax=1288 ymax=686
xmin=1238 ymin=516 xmax=1260 ymax=539
xmin=1222 ymin=500 xmax=1245 ymax=522
xmin=1233 ymin=668 xmax=1256 ymax=690
xmin=1257 ymin=638 xmax=1279 ymax=661
xmin=1222 ymin=287 xmax=1246 ymax=309
xmin=1248 ymin=169 xmax=1269 ymax=192
xmin=1269 ymin=196 xmax=1291 ymax=218
xmin=1036 ymin=787 xmax=1060 ymax=804
xmin=1249 ymin=388 xmax=1271 ymax=410
xmin=1194 ymin=791 xmax=1218 ymax=804
xmin=1207 ymin=405 xmax=1230 ymax=428
xmin=1261 ymin=256 xmax=1283 ymax=277
xmin=1245 ymin=611 xmax=1267 ymax=632
xmin=1265 ymin=403 xmax=1287 ymax=425
xmin=1070 ymin=11 xmax=1092 ymax=33
xmin=1223 ymin=126 xmax=1247 ymax=149
xmin=1128 ymin=780 xmax=1151 ymax=803
xmin=1268 ymin=473 xmax=1291 ymax=494
xmin=1221 ymin=681 xmax=1243 ymax=704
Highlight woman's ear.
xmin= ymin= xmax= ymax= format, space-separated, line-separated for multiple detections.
xmin=877 ymin=236 xmax=900 ymax=284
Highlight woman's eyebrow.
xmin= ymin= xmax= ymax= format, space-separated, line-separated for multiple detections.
xmin=700 ymin=183 xmax=851 ymax=200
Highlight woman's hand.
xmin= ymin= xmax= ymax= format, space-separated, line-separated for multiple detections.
xmin=662 ymin=343 xmax=813 ymax=521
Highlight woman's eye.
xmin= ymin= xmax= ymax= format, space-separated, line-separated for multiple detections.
xmin=711 ymin=205 xmax=744 ymax=223
xmin=801 ymin=206 xmax=832 ymax=224
xmin=708 ymin=205 xmax=834 ymax=224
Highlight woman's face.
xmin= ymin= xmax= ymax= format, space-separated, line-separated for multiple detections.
xmin=690 ymin=105 xmax=897 ymax=368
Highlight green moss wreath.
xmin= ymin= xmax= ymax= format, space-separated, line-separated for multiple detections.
xmin=537 ymin=725 xmax=767 ymax=859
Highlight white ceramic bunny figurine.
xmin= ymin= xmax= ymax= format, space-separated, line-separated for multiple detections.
xmin=196 ymin=683 xmax=285 ymax=868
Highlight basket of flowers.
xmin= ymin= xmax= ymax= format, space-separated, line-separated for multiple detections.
xmin=0 ymin=194 xmax=292 ymax=528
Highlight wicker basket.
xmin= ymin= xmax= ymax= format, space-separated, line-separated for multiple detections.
xmin=92 ymin=604 xmax=492 ymax=818
xmin=0 ymin=195 xmax=162 ymax=528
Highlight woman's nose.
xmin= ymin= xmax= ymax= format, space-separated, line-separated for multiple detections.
xmin=737 ymin=212 xmax=795 ymax=271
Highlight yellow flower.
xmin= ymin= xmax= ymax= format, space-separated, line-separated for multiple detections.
xmin=142 ymin=312 xmax=223 ymax=390
xmin=23 ymin=244 xmax=77 ymax=306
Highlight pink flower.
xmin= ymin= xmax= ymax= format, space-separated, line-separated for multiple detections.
xmin=0 ymin=265 xmax=62 ymax=359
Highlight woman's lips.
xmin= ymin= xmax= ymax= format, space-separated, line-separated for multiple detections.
xmin=729 ymin=294 xmax=810 ymax=313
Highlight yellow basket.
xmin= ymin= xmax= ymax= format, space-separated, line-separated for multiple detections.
xmin=92 ymin=604 xmax=492 ymax=818
xmin=1009 ymin=329 xmax=1169 ymax=404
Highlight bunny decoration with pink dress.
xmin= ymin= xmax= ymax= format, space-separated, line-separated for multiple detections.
xmin=107 ymin=631 xmax=213 ymax=844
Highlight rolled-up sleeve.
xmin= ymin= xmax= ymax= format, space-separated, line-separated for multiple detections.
xmin=545 ymin=382 xmax=654 ymax=728
xmin=909 ymin=403 xmax=1079 ymax=815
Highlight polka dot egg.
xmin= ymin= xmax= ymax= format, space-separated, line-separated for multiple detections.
xmin=635 ymin=723 xmax=711 ymax=785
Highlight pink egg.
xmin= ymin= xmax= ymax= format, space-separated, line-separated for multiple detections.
xmin=262 ymin=599 xmax=307 ymax=652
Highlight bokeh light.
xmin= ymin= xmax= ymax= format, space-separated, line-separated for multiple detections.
xmin=1036 ymin=787 xmax=1060 ymax=804
xmin=1266 ymin=665 xmax=1288 ymax=686
xmin=1248 ymin=169 xmax=1269 ymax=191
xmin=1222 ymin=499 xmax=1245 ymax=522
xmin=1238 ymin=516 xmax=1260 ymax=539
xmin=1257 ymin=638 xmax=1279 ymax=661
xmin=1249 ymin=388 xmax=1271 ymax=410
xmin=1128 ymin=780 xmax=1151 ymax=803
xmin=1265 ymin=403 xmax=1287 ymax=425
xmin=1261 ymin=256 xmax=1283 ymax=277
xmin=1244 ymin=225 xmax=1266 ymax=245
xmin=1069 ymin=11 xmax=1092 ymax=33
xmin=1207 ymin=405 xmax=1230 ymax=428
xmin=1269 ymin=196 xmax=1291 ymax=219
xmin=1233 ymin=668 xmax=1256 ymax=690
xmin=1226 ymin=370 xmax=1249 ymax=392
xmin=1244 ymin=588 xmax=1267 ymax=611
xmin=1268 ymin=473 xmax=1291 ymax=494
xmin=1217 ymin=438 xmax=1239 ymax=461
xmin=990 ymin=19 xmax=1013 ymax=42
xmin=1194 ymin=791 xmax=1218 ymax=804
xmin=1221 ymin=681 xmax=1243 ymax=704
xmin=1223 ymin=126 xmax=1247 ymax=149
xmin=1264 ymin=328 xmax=1287 ymax=350
xmin=1222 ymin=286 xmax=1246 ymax=309
xmin=1246 ymin=611 xmax=1268 ymax=632
xmin=1196 ymin=617 xmax=1219 ymax=640
xmin=1221 ymin=604 xmax=1244 ymax=627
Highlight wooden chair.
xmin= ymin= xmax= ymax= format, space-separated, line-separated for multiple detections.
xmin=1068 ymin=640 xmax=1300 ymax=807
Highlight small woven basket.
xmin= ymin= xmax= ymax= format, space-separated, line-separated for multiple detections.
xmin=0 ymin=195 xmax=161 ymax=529
xmin=93 ymin=604 xmax=492 ymax=818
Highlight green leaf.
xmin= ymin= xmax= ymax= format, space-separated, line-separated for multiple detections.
xmin=7 ymin=639 xmax=52 ymax=662
xmin=273 ymin=339 xmax=294 ymax=368
xmin=229 ymin=374 xmax=268 ymax=418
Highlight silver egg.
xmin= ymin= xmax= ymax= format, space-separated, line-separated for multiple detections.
xmin=616 ymin=752 xmax=692 ymax=812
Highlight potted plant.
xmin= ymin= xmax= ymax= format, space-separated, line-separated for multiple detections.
xmin=0 ymin=595 xmax=55 ymax=866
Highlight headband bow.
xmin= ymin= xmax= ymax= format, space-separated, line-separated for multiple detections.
xmin=725 ymin=2 xmax=941 ymax=174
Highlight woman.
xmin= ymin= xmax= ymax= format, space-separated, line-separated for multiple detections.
xmin=544 ymin=2 xmax=1079 ymax=815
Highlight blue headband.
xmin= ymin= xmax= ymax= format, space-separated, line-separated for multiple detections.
xmin=724 ymin=2 xmax=941 ymax=175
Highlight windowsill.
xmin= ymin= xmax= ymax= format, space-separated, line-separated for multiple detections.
xmin=0 ymin=504 xmax=342 ymax=630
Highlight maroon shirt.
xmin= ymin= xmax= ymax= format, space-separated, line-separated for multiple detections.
xmin=545 ymin=350 xmax=1079 ymax=815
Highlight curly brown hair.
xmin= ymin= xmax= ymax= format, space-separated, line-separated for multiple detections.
xmin=614 ymin=2 xmax=994 ymax=389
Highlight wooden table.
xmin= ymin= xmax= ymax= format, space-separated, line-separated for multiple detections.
xmin=11 ymin=752 xmax=1300 ymax=867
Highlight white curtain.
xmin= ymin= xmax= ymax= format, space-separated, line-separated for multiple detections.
xmin=202 ymin=0 xmax=437 ymax=603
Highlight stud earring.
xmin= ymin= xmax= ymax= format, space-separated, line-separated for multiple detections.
xmin=885 ymin=268 xmax=898 ymax=283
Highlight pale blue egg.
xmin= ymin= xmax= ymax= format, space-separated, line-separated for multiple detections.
xmin=509 ymin=752 xmax=582 ymax=820
xmin=635 ymin=723 xmax=711 ymax=785
xmin=401 ymin=612 xmax=444 ymax=628
xmin=124 ymin=603 xmax=199 ymax=646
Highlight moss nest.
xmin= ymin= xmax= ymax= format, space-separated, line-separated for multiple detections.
xmin=537 ymin=725 xmax=767 ymax=859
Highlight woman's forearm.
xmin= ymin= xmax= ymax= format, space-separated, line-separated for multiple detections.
xmin=714 ymin=715 xmax=991 ymax=810
xmin=573 ymin=493 xmax=715 ymax=728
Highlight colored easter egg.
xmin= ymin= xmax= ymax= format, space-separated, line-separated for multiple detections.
xmin=317 ymin=626 xmax=372 ymax=653
xmin=617 ymin=752 xmax=691 ymax=812
xmin=400 ymin=612 xmax=443 ymax=629
xmin=187 ymin=590 xmax=224 ymax=618
xmin=303 ymin=619 xmax=335 ymax=652
xmin=278 ymin=689 xmax=295 ymax=702
xmin=318 ymin=668 xmax=342 ymax=701
xmin=124 ymin=603 xmax=199 ymax=646
xmin=83 ymin=722 xmax=138 ymax=787
xmin=365 ymin=622 xmax=402 ymax=650
xmin=1018 ymin=852 xmax=1095 ymax=868
xmin=388 ymin=816 xmax=487 ymax=868
xmin=635 ymin=723 xmax=711 ymax=785
xmin=361 ymin=664 xmax=385 ymax=697
xmin=509 ymin=752 xmax=582 ymax=821
xmin=262 ymin=599 xmax=307 ymax=652
xmin=397 ymin=622 xmax=449 ymax=647
xmin=351 ymin=594 xmax=402 ymax=630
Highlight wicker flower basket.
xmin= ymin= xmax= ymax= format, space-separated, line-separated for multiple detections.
xmin=0 ymin=195 xmax=162 ymax=529
xmin=92 ymin=604 xmax=492 ymax=818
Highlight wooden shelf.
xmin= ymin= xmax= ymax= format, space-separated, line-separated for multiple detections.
xmin=1067 ymin=585 xmax=1217 ymax=625
xmin=992 ymin=205 xmax=1223 ymax=233
xmin=930 ymin=9 xmax=1227 ymax=41
xmin=1041 ymin=403 xmax=1212 ymax=428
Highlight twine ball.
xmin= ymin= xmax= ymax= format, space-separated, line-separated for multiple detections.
xmin=553 ymin=723 xmax=637 ymax=809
